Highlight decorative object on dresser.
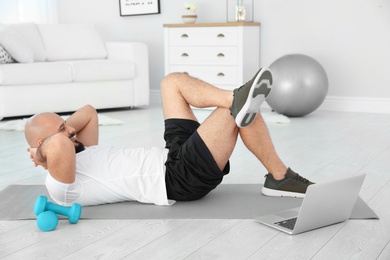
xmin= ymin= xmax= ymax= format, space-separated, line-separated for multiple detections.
xmin=182 ymin=2 xmax=197 ymax=24
xmin=164 ymin=22 xmax=260 ymax=96
xmin=235 ymin=0 xmax=246 ymax=21
xmin=227 ymin=0 xmax=254 ymax=22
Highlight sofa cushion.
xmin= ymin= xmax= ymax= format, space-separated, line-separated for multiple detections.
xmin=0 ymin=45 xmax=15 ymax=64
xmin=0 ymin=25 xmax=34 ymax=63
xmin=38 ymin=24 xmax=107 ymax=61
xmin=0 ymin=62 xmax=72 ymax=85
xmin=6 ymin=23 xmax=47 ymax=62
xmin=69 ymin=60 xmax=135 ymax=82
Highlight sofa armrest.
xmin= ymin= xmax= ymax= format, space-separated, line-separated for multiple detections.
xmin=105 ymin=42 xmax=150 ymax=106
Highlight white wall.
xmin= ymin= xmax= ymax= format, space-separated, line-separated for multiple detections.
xmin=56 ymin=0 xmax=390 ymax=113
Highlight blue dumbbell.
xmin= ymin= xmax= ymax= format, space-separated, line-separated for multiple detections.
xmin=34 ymin=195 xmax=82 ymax=224
xmin=36 ymin=211 xmax=59 ymax=231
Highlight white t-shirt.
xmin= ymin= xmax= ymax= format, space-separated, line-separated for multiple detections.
xmin=45 ymin=145 xmax=171 ymax=206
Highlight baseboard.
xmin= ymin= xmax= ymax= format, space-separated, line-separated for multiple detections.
xmin=150 ymin=90 xmax=390 ymax=114
xmin=319 ymin=96 xmax=390 ymax=114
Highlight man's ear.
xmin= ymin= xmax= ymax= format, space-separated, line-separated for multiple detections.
xmin=37 ymin=139 xmax=43 ymax=148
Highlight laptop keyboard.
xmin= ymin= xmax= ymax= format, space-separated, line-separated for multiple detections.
xmin=275 ymin=217 xmax=297 ymax=230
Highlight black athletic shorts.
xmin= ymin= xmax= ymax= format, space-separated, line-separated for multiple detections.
xmin=164 ymin=118 xmax=230 ymax=201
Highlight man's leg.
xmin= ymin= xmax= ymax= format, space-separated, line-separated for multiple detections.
xmin=160 ymin=72 xmax=237 ymax=170
xmin=236 ymin=110 xmax=313 ymax=198
xmin=160 ymin=71 xmax=313 ymax=197
xmin=239 ymin=113 xmax=288 ymax=179
xmin=160 ymin=71 xmax=284 ymax=174
xmin=160 ymin=68 xmax=272 ymax=126
xmin=197 ymin=104 xmax=313 ymax=198
xmin=160 ymin=72 xmax=233 ymax=121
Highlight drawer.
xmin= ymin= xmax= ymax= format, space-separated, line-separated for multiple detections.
xmin=168 ymin=65 xmax=239 ymax=86
xmin=168 ymin=27 xmax=238 ymax=46
xmin=169 ymin=47 xmax=238 ymax=66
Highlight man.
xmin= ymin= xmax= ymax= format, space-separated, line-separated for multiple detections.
xmin=25 ymin=68 xmax=313 ymax=206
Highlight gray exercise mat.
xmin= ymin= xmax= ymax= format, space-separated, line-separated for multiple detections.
xmin=0 ymin=184 xmax=378 ymax=220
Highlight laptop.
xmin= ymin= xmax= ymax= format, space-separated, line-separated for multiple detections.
xmin=255 ymin=174 xmax=365 ymax=235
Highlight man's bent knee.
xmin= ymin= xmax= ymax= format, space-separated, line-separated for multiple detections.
xmin=160 ymin=72 xmax=189 ymax=92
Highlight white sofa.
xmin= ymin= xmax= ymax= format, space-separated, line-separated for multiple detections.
xmin=0 ymin=23 xmax=149 ymax=120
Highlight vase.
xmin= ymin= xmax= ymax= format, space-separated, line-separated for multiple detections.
xmin=182 ymin=10 xmax=197 ymax=24
xmin=235 ymin=0 xmax=246 ymax=21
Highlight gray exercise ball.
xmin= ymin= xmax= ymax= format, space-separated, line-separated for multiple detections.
xmin=266 ymin=54 xmax=328 ymax=117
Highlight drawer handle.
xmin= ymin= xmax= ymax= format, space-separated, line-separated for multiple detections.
xmin=217 ymin=53 xmax=225 ymax=57
xmin=217 ymin=72 xmax=225 ymax=77
xmin=217 ymin=33 xmax=225 ymax=38
xmin=181 ymin=53 xmax=189 ymax=57
xmin=181 ymin=34 xmax=189 ymax=38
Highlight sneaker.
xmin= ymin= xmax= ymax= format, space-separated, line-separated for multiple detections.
xmin=262 ymin=168 xmax=314 ymax=198
xmin=230 ymin=67 xmax=273 ymax=128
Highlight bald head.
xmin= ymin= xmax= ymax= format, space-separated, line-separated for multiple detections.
xmin=24 ymin=112 xmax=64 ymax=148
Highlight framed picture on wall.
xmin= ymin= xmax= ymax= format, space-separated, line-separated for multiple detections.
xmin=119 ymin=0 xmax=160 ymax=16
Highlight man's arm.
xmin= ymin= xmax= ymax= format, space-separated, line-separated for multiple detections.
xmin=37 ymin=133 xmax=76 ymax=184
xmin=66 ymin=105 xmax=99 ymax=147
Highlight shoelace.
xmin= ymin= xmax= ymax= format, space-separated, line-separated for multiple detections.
xmin=235 ymin=85 xmax=244 ymax=94
xmin=235 ymin=75 xmax=255 ymax=94
xmin=292 ymin=174 xmax=310 ymax=184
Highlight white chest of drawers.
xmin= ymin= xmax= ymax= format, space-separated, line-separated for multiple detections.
xmin=163 ymin=22 xmax=260 ymax=91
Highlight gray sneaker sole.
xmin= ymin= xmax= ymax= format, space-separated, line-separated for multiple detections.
xmin=261 ymin=186 xmax=306 ymax=198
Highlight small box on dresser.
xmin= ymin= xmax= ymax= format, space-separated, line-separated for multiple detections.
xmin=163 ymin=22 xmax=260 ymax=91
